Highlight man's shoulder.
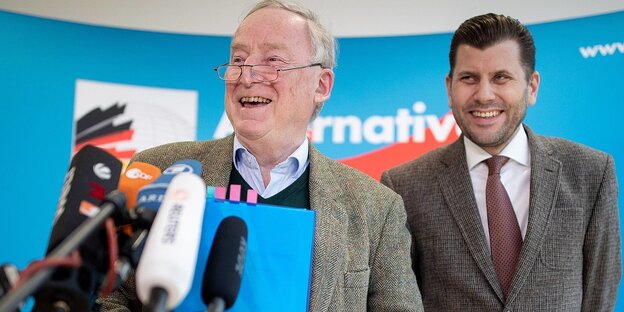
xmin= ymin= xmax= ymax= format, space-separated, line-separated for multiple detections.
xmin=131 ymin=137 xmax=231 ymax=169
xmin=532 ymin=133 xmax=612 ymax=165
xmin=526 ymin=130 xmax=615 ymax=186
xmin=310 ymin=149 xmax=399 ymax=199
xmin=384 ymin=143 xmax=454 ymax=180
xmin=311 ymin=150 xmax=380 ymax=184
xmin=310 ymin=151 xmax=407 ymax=229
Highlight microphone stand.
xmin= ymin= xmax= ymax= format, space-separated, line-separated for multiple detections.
xmin=0 ymin=192 xmax=128 ymax=312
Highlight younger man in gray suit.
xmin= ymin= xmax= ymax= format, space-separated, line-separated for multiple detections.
xmin=382 ymin=13 xmax=620 ymax=311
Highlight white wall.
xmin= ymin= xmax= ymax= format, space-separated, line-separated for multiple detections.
xmin=0 ymin=0 xmax=623 ymax=37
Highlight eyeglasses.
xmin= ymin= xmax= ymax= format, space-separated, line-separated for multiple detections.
xmin=214 ymin=63 xmax=323 ymax=82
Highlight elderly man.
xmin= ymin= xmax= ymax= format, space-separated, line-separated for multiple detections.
xmin=100 ymin=1 xmax=422 ymax=311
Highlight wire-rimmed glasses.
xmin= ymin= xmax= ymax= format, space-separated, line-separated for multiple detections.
xmin=214 ymin=63 xmax=322 ymax=82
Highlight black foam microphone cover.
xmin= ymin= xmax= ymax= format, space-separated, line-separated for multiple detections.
xmin=34 ymin=145 xmax=122 ymax=311
xmin=46 ymin=144 xmax=122 ymax=255
xmin=201 ymin=216 xmax=248 ymax=309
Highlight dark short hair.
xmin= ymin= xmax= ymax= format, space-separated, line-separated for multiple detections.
xmin=448 ymin=13 xmax=535 ymax=80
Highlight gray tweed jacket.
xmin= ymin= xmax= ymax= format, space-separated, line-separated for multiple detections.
xmin=381 ymin=125 xmax=621 ymax=311
xmin=100 ymin=135 xmax=423 ymax=311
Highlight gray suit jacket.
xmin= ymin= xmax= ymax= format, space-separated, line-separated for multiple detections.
xmin=381 ymin=126 xmax=621 ymax=312
xmin=100 ymin=135 xmax=423 ymax=311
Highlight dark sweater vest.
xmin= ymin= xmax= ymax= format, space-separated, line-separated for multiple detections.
xmin=227 ymin=165 xmax=310 ymax=209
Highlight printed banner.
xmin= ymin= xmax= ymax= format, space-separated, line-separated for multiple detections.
xmin=0 ymin=9 xmax=622 ymax=309
xmin=74 ymin=79 xmax=198 ymax=161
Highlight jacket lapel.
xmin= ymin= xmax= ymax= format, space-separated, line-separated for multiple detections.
xmin=438 ymin=138 xmax=505 ymax=299
xmin=307 ymin=145 xmax=346 ymax=312
xmin=506 ymin=126 xmax=561 ymax=302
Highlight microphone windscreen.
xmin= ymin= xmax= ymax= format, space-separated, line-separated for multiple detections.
xmin=47 ymin=145 xmax=122 ymax=254
xmin=201 ymin=216 xmax=248 ymax=309
xmin=35 ymin=145 xmax=122 ymax=311
xmin=136 ymin=159 xmax=202 ymax=211
xmin=118 ymin=162 xmax=161 ymax=210
xmin=162 ymin=159 xmax=202 ymax=177
xmin=136 ymin=172 xmax=206 ymax=309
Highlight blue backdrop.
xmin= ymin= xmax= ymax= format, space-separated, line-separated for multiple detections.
xmin=1 ymin=9 xmax=622 ymax=309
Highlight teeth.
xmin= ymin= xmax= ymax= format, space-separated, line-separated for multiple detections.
xmin=240 ymin=96 xmax=271 ymax=104
xmin=472 ymin=111 xmax=500 ymax=118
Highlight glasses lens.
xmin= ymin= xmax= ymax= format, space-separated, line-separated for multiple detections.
xmin=219 ymin=66 xmax=241 ymax=81
xmin=252 ymin=65 xmax=278 ymax=82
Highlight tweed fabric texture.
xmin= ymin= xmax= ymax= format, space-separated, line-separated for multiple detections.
xmin=381 ymin=125 xmax=621 ymax=312
xmin=99 ymin=135 xmax=423 ymax=312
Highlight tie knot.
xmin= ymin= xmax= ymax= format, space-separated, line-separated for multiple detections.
xmin=486 ymin=156 xmax=509 ymax=175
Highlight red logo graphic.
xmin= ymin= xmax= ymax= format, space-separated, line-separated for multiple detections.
xmin=339 ymin=114 xmax=459 ymax=180
xmin=88 ymin=182 xmax=106 ymax=200
xmin=74 ymin=103 xmax=136 ymax=160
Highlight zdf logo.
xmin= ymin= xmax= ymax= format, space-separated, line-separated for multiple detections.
xmin=125 ymin=168 xmax=153 ymax=180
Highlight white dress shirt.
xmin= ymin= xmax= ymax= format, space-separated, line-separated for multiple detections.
xmin=232 ymin=136 xmax=309 ymax=198
xmin=464 ymin=125 xmax=531 ymax=250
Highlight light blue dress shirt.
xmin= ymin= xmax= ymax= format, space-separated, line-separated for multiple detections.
xmin=232 ymin=136 xmax=310 ymax=198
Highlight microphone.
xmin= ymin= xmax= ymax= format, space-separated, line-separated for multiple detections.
xmin=0 ymin=264 xmax=18 ymax=298
xmin=135 ymin=159 xmax=202 ymax=211
xmin=112 ymin=162 xmax=162 ymax=287
xmin=33 ymin=145 xmax=122 ymax=312
xmin=46 ymin=145 xmax=123 ymax=253
xmin=0 ymin=264 xmax=19 ymax=312
xmin=135 ymin=172 xmax=207 ymax=312
xmin=118 ymin=162 xmax=162 ymax=211
xmin=117 ymin=161 xmax=162 ymax=232
xmin=202 ymin=216 xmax=248 ymax=312
xmin=122 ymin=160 xmax=201 ymax=265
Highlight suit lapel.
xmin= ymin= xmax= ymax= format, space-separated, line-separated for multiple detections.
xmin=438 ymin=138 xmax=505 ymax=299
xmin=307 ymin=146 xmax=346 ymax=312
xmin=506 ymin=126 xmax=561 ymax=302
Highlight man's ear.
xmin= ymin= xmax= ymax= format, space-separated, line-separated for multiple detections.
xmin=314 ymin=68 xmax=334 ymax=103
xmin=445 ymin=75 xmax=453 ymax=108
xmin=527 ymin=71 xmax=540 ymax=106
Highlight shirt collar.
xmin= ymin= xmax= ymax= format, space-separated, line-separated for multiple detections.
xmin=464 ymin=124 xmax=530 ymax=170
xmin=232 ymin=135 xmax=309 ymax=173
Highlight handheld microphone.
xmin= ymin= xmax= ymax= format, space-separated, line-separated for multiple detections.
xmin=135 ymin=172 xmax=207 ymax=312
xmin=202 ymin=216 xmax=248 ymax=312
xmin=33 ymin=145 xmax=123 ymax=312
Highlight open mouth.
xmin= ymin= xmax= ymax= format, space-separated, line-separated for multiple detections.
xmin=471 ymin=110 xmax=502 ymax=118
xmin=240 ymin=96 xmax=272 ymax=107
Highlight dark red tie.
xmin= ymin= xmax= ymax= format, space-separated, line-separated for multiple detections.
xmin=485 ymin=156 xmax=522 ymax=299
